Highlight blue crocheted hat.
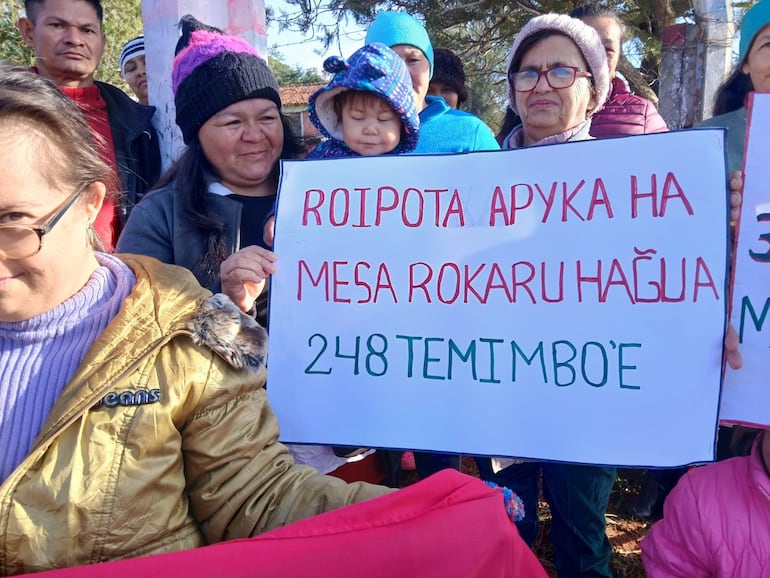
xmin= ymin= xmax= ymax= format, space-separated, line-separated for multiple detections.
xmin=309 ymin=42 xmax=420 ymax=153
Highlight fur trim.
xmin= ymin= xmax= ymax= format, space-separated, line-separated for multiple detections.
xmin=187 ymin=294 xmax=267 ymax=372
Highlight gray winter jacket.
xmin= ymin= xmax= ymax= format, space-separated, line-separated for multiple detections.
xmin=117 ymin=182 xmax=243 ymax=294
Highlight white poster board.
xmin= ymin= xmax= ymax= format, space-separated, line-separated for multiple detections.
xmin=268 ymin=130 xmax=728 ymax=467
xmin=722 ymin=93 xmax=770 ymax=427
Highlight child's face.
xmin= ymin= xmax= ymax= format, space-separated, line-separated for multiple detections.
xmin=341 ymin=96 xmax=402 ymax=156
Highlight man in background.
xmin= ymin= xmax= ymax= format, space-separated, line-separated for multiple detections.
xmin=18 ymin=0 xmax=160 ymax=249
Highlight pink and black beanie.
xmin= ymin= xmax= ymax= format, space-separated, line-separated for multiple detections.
xmin=308 ymin=42 xmax=420 ymax=153
xmin=171 ymin=14 xmax=281 ymax=144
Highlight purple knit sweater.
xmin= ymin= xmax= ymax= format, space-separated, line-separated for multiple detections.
xmin=0 ymin=253 xmax=135 ymax=482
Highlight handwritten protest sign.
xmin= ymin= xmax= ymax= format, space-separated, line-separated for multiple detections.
xmin=722 ymin=93 xmax=770 ymax=427
xmin=268 ymin=130 xmax=728 ymax=467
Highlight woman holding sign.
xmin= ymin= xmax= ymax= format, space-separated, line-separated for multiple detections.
xmin=698 ymin=0 xmax=770 ymax=173
xmin=698 ymin=0 xmax=769 ymax=466
xmin=493 ymin=14 xmax=616 ymax=578
xmin=117 ymin=16 xmax=297 ymax=327
xmin=118 ymin=16 xmax=395 ymax=483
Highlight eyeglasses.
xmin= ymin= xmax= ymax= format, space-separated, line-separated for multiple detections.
xmin=510 ymin=66 xmax=592 ymax=92
xmin=0 ymin=186 xmax=86 ymax=260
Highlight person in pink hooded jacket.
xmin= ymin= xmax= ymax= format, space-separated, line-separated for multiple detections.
xmin=641 ymin=430 xmax=770 ymax=576
xmin=641 ymin=329 xmax=770 ymax=577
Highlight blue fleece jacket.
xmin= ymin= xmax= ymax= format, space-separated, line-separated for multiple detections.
xmin=412 ymin=96 xmax=500 ymax=154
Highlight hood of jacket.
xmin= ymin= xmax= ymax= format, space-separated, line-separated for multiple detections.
xmin=120 ymin=254 xmax=267 ymax=372
xmin=641 ymin=437 xmax=770 ymax=577
xmin=187 ymin=292 xmax=267 ymax=372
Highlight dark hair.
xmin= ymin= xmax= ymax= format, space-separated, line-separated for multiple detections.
xmin=570 ymin=3 xmax=626 ymax=36
xmin=496 ymin=107 xmax=522 ymax=146
xmin=24 ymin=0 xmax=103 ymax=24
xmin=431 ymin=48 xmax=469 ymax=104
xmin=332 ymin=90 xmax=410 ymax=150
xmin=712 ymin=66 xmax=754 ymax=116
xmin=333 ymin=90 xmax=392 ymax=120
xmin=174 ymin=14 xmax=222 ymax=55
xmin=152 ymin=114 xmax=302 ymax=285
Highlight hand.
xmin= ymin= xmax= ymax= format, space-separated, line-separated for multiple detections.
xmin=725 ymin=324 xmax=742 ymax=370
xmin=220 ymin=246 xmax=278 ymax=313
xmin=263 ymin=215 xmax=276 ymax=247
xmin=729 ymin=170 xmax=742 ymax=224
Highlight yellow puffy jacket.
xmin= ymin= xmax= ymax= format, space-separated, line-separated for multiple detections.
xmin=0 ymin=255 xmax=388 ymax=576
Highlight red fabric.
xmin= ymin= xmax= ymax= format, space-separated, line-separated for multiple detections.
xmin=59 ymin=83 xmax=119 ymax=250
xmin=328 ymin=451 xmax=386 ymax=484
xmin=590 ymin=76 xmax=668 ymax=138
xmin=23 ymin=470 xmax=546 ymax=578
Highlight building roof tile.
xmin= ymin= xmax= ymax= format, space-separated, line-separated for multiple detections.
xmin=280 ymin=83 xmax=325 ymax=106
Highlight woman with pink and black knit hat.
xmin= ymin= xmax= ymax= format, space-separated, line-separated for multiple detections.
xmin=488 ymin=13 xmax=616 ymax=578
xmin=118 ymin=15 xmax=295 ymax=327
xmin=120 ymin=13 xmax=351 ymax=476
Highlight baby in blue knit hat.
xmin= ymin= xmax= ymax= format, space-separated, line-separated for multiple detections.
xmin=307 ymin=43 xmax=420 ymax=159
xmin=262 ymin=44 xmax=419 ymax=263
xmin=304 ymin=43 xmax=419 ymax=460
